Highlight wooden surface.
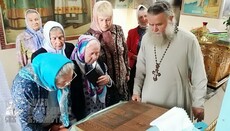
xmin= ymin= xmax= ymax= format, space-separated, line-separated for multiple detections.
xmin=71 ymin=101 xmax=168 ymax=131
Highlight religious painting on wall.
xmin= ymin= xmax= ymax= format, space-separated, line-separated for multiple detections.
xmin=156 ymin=0 xmax=182 ymax=25
xmin=0 ymin=0 xmax=94 ymax=49
xmin=96 ymin=0 xmax=155 ymax=9
xmin=182 ymin=0 xmax=222 ymax=18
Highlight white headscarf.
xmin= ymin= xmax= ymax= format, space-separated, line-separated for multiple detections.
xmin=42 ymin=21 xmax=66 ymax=56
xmin=136 ymin=5 xmax=148 ymax=26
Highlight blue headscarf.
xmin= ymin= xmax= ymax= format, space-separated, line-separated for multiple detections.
xmin=19 ymin=53 xmax=72 ymax=127
xmin=71 ymin=35 xmax=107 ymax=104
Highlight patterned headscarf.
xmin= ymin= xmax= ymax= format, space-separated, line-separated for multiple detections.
xmin=42 ymin=21 xmax=66 ymax=56
xmin=25 ymin=9 xmax=44 ymax=50
xmin=71 ymin=35 xmax=99 ymax=62
xmin=19 ymin=53 xmax=72 ymax=127
xmin=71 ymin=35 xmax=107 ymax=103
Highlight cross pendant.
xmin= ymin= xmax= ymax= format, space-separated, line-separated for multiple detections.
xmin=152 ymin=63 xmax=161 ymax=81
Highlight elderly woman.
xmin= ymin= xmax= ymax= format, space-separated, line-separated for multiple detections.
xmin=86 ymin=1 xmax=130 ymax=107
xmin=31 ymin=21 xmax=74 ymax=60
xmin=71 ymin=35 xmax=112 ymax=120
xmin=127 ymin=5 xmax=148 ymax=96
xmin=16 ymin=9 xmax=44 ymax=68
xmin=11 ymin=53 xmax=76 ymax=130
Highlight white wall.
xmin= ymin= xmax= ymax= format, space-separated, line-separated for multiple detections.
xmin=0 ymin=48 xmax=18 ymax=87
xmin=113 ymin=9 xmax=138 ymax=38
xmin=179 ymin=15 xmax=227 ymax=32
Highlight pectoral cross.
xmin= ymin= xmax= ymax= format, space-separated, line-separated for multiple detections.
xmin=152 ymin=63 xmax=161 ymax=81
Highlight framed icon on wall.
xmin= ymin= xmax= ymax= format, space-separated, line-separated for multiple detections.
xmin=182 ymin=0 xmax=222 ymax=18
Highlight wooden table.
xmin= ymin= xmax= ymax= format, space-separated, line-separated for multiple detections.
xmin=70 ymin=101 xmax=168 ymax=131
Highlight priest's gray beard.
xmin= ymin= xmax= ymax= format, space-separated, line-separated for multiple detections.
xmin=147 ymin=20 xmax=175 ymax=46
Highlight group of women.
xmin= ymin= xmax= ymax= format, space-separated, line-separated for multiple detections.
xmin=13 ymin=1 xmax=130 ymax=130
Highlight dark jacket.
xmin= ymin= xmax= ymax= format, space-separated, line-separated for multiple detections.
xmin=70 ymin=60 xmax=107 ymax=121
xmin=31 ymin=42 xmax=74 ymax=61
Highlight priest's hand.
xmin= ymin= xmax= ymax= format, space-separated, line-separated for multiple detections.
xmin=192 ymin=107 xmax=204 ymax=122
xmin=132 ymin=94 xmax=141 ymax=102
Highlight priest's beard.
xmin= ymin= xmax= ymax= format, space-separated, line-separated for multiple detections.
xmin=147 ymin=20 xmax=175 ymax=46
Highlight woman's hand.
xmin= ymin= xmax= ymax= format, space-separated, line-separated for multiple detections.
xmin=132 ymin=55 xmax=137 ymax=60
xmin=97 ymin=75 xmax=110 ymax=86
xmin=49 ymin=124 xmax=68 ymax=131
xmin=126 ymin=75 xmax=130 ymax=81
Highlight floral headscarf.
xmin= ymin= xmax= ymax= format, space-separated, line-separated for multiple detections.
xmin=71 ymin=35 xmax=107 ymax=103
xmin=25 ymin=9 xmax=44 ymax=50
xmin=19 ymin=53 xmax=72 ymax=127
xmin=42 ymin=21 xmax=66 ymax=56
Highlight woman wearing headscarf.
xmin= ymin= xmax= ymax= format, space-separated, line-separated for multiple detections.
xmin=31 ymin=21 xmax=74 ymax=60
xmin=11 ymin=53 xmax=76 ymax=130
xmin=71 ymin=35 xmax=112 ymax=120
xmin=85 ymin=1 xmax=130 ymax=107
xmin=16 ymin=9 xmax=44 ymax=68
xmin=127 ymin=5 xmax=148 ymax=96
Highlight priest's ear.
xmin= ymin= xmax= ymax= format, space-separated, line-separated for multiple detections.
xmin=168 ymin=16 xmax=173 ymax=22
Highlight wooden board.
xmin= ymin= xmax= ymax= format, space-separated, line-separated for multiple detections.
xmin=72 ymin=101 xmax=168 ymax=131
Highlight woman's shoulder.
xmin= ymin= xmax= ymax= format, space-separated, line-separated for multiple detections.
xmin=12 ymin=74 xmax=38 ymax=95
xmin=31 ymin=48 xmax=47 ymax=62
xmin=111 ymin=24 xmax=121 ymax=30
xmin=111 ymin=24 xmax=125 ymax=34
xmin=16 ymin=31 xmax=32 ymax=40
xmin=113 ymin=24 xmax=122 ymax=29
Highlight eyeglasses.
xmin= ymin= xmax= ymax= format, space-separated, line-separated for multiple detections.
xmin=57 ymin=71 xmax=77 ymax=89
